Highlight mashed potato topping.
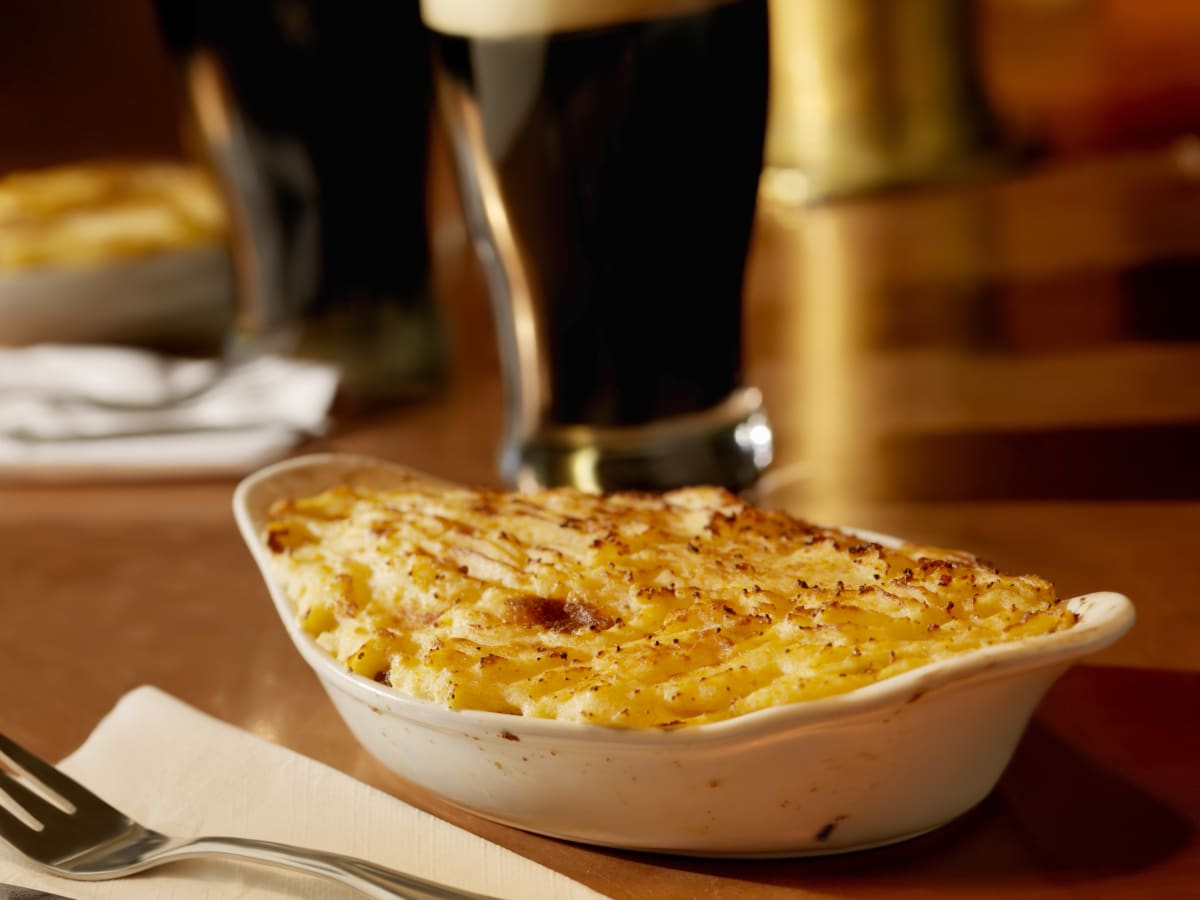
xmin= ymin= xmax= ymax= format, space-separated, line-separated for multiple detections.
xmin=0 ymin=162 xmax=226 ymax=270
xmin=264 ymin=476 xmax=1075 ymax=728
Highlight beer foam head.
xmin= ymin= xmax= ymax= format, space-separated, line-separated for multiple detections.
xmin=421 ymin=0 xmax=736 ymax=39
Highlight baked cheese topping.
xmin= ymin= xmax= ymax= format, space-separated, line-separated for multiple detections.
xmin=265 ymin=476 xmax=1074 ymax=728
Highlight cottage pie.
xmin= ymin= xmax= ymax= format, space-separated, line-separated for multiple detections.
xmin=263 ymin=476 xmax=1076 ymax=728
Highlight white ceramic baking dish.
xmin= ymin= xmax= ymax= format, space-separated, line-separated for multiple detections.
xmin=234 ymin=452 xmax=1135 ymax=856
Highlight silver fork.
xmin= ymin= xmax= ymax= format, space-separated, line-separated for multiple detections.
xmin=0 ymin=731 xmax=497 ymax=899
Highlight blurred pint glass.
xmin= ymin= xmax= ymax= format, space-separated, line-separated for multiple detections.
xmin=156 ymin=2 xmax=445 ymax=405
xmin=423 ymin=0 xmax=773 ymax=491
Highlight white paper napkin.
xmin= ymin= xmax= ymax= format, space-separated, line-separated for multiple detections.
xmin=0 ymin=345 xmax=339 ymax=479
xmin=0 ymin=687 xmax=605 ymax=899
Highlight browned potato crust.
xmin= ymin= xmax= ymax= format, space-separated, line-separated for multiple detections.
xmin=265 ymin=477 xmax=1074 ymax=728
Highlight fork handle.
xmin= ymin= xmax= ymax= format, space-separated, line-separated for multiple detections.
xmin=164 ymin=835 xmax=500 ymax=899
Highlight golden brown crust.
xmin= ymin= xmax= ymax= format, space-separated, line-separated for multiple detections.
xmin=264 ymin=478 xmax=1075 ymax=727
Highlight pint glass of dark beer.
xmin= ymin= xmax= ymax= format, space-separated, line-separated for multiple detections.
xmin=155 ymin=1 xmax=444 ymax=405
xmin=423 ymin=0 xmax=773 ymax=491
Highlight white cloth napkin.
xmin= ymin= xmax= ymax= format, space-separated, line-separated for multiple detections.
xmin=0 ymin=686 xmax=605 ymax=899
xmin=0 ymin=345 xmax=339 ymax=479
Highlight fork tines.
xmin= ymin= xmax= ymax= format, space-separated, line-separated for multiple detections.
xmin=0 ymin=731 xmax=110 ymax=856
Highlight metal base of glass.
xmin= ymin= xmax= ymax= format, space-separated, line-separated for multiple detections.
xmin=505 ymin=387 xmax=773 ymax=494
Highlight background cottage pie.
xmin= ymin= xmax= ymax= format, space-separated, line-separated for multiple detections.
xmin=0 ymin=161 xmax=232 ymax=347
xmin=264 ymin=476 xmax=1076 ymax=728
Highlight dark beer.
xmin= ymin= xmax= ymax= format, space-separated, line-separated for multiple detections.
xmin=429 ymin=0 xmax=769 ymax=431
xmin=155 ymin=1 xmax=443 ymax=401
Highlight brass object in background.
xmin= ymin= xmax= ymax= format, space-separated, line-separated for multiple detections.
xmin=765 ymin=0 xmax=1021 ymax=203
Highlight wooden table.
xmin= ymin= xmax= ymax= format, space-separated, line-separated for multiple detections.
xmin=1 ymin=139 xmax=1197 ymax=898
